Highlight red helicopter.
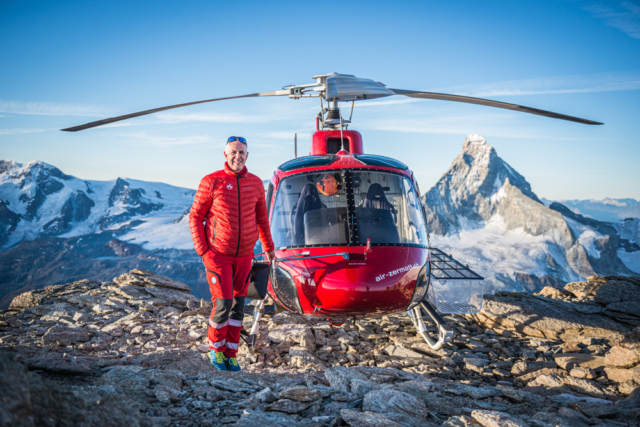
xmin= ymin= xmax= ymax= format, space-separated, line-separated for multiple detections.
xmin=62 ymin=73 xmax=602 ymax=350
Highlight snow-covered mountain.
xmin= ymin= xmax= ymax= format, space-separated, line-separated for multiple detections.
xmin=0 ymin=160 xmax=196 ymax=250
xmin=2 ymin=151 xmax=638 ymax=304
xmin=543 ymin=198 xmax=640 ymax=223
xmin=423 ymin=135 xmax=640 ymax=293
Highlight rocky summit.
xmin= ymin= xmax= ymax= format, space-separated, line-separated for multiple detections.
xmin=1 ymin=270 xmax=640 ymax=426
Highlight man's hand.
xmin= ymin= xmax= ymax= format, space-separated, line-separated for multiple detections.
xmin=265 ymin=251 xmax=276 ymax=263
xmin=202 ymin=249 xmax=214 ymax=269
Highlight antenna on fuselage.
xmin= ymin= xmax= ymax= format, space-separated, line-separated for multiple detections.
xmin=339 ymin=105 xmax=344 ymax=151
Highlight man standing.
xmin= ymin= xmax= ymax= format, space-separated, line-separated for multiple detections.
xmin=189 ymin=136 xmax=275 ymax=371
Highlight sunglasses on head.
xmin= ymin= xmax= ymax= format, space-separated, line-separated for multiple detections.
xmin=227 ymin=136 xmax=247 ymax=144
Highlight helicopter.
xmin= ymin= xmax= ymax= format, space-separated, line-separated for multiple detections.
xmin=62 ymin=72 xmax=602 ymax=351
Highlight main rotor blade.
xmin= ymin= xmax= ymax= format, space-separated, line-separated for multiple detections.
xmin=389 ymin=89 xmax=603 ymax=125
xmin=60 ymin=90 xmax=291 ymax=132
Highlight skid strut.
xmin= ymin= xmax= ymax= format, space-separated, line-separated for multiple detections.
xmin=244 ymin=297 xmax=268 ymax=352
xmin=407 ymin=300 xmax=453 ymax=350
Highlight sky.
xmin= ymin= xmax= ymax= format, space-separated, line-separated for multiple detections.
xmin=1 ymin=0 xmax=639 ymax=200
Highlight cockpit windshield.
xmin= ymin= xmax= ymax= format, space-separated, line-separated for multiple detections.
xmin=270 ymin=170 xmax=428 ymax=249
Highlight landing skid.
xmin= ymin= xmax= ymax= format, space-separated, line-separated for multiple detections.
xmin=407 ymin=248 xmax=484 ymax=350
xmin=406 ymin=301 xmax=453 ymax=350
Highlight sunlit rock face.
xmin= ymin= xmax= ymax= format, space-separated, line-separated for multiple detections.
xmin=422 ymin=135 xmax=640 ymax=293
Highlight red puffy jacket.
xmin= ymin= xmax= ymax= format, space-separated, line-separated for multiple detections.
xmin=189 ymin=162 xmax=274 ymax=257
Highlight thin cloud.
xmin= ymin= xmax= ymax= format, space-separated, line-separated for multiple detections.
xmin=584 ymin=1 xmax=640 ymax=39
xmin=433 ymin=71 xmax=640 ymax=98
xmin=101 ymin=122 xmax=133 ymax=129
xmin=0 ymin=100 xmax=115 ymax=117
xmin=359 ymin=114 xmax=577 ymax=140
xmin=155 ymin=111 xmax=271 ymax=124
xmin=0 ymin=128 xmax=52 ymax=135
xmin=260 ymin=131 xmax=311 ymax=140
xmin=119 ymin=131 xmax=213 ymax=146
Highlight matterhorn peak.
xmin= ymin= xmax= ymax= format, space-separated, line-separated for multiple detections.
xmin=463 ymin=133 xmax=488 ymax=147
xmin=461 ymin=134 xmax=496 ymax=161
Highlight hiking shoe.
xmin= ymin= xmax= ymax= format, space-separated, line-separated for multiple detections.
xmin=225 ymin=357 xmax=241 ymax=372
xmin=210 ymin=350 xmax=227 ymax=370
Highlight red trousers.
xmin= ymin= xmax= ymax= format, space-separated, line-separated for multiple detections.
xmin=203 ymin=249 xmax=252 ymax=357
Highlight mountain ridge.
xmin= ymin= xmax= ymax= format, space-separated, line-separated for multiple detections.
xmin=2 ymin=139 xmax=639 ymax=304
xmin=0 ymin=159 xmax=196 ymax=250
xmin=423 ymin=135 xmax=639 ymax=294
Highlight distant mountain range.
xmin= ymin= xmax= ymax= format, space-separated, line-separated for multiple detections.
xmin=0 ymin=160 xmax=195 ymax=250
xmin=542 ymin=197 xmax=640 ymax=223
xmin=0 ymin=160 xmax=204 ymax=308
xmin=423 ymin=135 xmax=640 ymax=294
xmin=1 ymin=140 xmax=639 ymax=307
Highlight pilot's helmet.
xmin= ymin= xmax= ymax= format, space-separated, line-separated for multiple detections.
xmin=317 ymin=173 xmax=340 ymax=196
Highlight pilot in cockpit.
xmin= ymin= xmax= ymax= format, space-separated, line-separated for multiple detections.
xmin=316 ymin=173 xmax=341 ymax=197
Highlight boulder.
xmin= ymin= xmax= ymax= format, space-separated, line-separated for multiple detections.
xmin=530 ymin=411 xmax=589 ymax=427
xmin=470 ymin=409 xmax=530 ymax=427
xmin=268 ymin=323 xmax=315 ymax=352
xmin=393 ymin=380 xmax=434 ymax=404
xmin=604 ymin=366 xmax=640 ymax=383
xmin=236 ymin=409 xmax=306 ymax=427
xmin=114 ymin=271 xmax=191 ymax=292
xmin=605 ymin=343 xmax=640 ymax=368
xmin=97 ymin=368 xmax=150 ymax=392
xmin=0 ymin=352 xmax=33 ymax=427
xmin=593 ymin=280 xmax=640 ymax=306
xmin=278 ymin=386 xmax=322 ymax=402
xmin=443 ymin=415 xmax=484 ymax=426
xmin=553 ymin=353 xmax=605 ymax=371
xmin=362 ymin=388 xmax=429 ymax=420
xmin=511 ymin=360 xmax=557 ymax=376
xmin=470 ymin=292 xmax=630 ymax=341
xmin=341 ymin=409 xmax=404 ymax=427
xmin=325 ymin=366 xmax=368 ymax=394
xmin=350 ymin=378 xmax=378 ymax=398
xmin=569 ymin=367 xmax=596 ymax=379
xmin=537 ymin=286 xmax=571 ymax=299
xmin=265 ymin=399 xmax=309 ymax=414
xmin=9 ymin=290 xmax=46 ymax=310
xmin=42 ymin=325 xmax=90 ymax=346
xmin=289 ymin=346 xmax=326 ymax=368
xmin=140 ymin=285 xmax=199 ymax=306
xmin=606 ymin=301 xmax=640 ymax=317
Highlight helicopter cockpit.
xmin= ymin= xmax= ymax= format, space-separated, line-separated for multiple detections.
xmin=270 ymin=170 xmax=428 ymax=249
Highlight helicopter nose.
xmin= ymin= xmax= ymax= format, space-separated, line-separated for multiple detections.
xmin=309 ymin=247 xmax=428 ymax=317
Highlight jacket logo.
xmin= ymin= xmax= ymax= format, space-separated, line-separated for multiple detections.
xmin=226 ymin=184 xmax=233 ymax=190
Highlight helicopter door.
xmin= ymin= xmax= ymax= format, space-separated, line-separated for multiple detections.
xmin=247 ymin=261 xmax=270 ymax=300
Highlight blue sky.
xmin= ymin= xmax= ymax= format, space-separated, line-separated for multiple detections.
xmin=1 ymin=0 xmax=639 ymax=200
